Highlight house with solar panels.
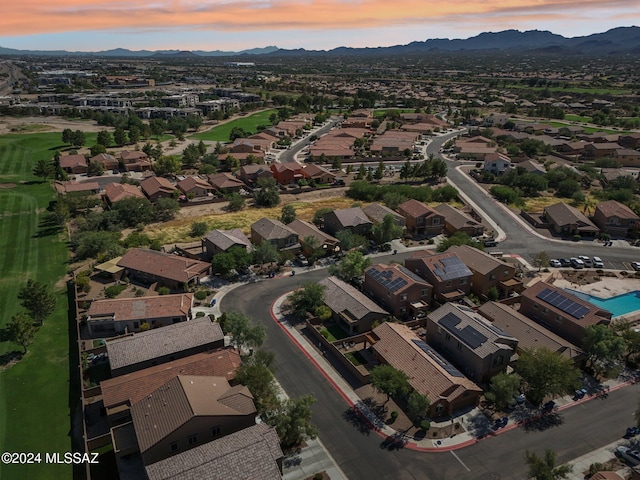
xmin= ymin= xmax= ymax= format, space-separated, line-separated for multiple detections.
xmin=519 ymin=281 xmax=612 ymax=347
xmin=426 ymin=303 xmax=518 ymax=383
xmin=363 ymin=264 xmax=432 ymax=320
xmin=371 ymin=322 xmax=483 ymax=417
xmin=405 ymin=251 xmax=472 ymax=303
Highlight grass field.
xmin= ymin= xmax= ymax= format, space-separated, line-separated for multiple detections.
xmin=543 ymin=121 xmax=627 ymax=135
xmin=563 ymin=114 xmax=592 ymax=123
xmin=506 ymin=84 xmax=631 ymax=95
xmin=189 ymin=109 xmax=278 ymax=142
xmin=0 ymin=132 xmax=74 ymax=479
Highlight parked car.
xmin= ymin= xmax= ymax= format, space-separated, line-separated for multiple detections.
xmin=559 ymin=258 xmax=572 ymax=267
xmin=549 ymin=259 xmax=561 ymax=268
xmin=632 ymin=262 xmax=640 ymax=271
xmin=592 ymin=256 xmax=604 ymax=268
xmin=484 ymin=240 xmax=498 ymax=247
xmin=616 ymin=446 xmax=640 ymax=466
xmin=578 ymin=255 xmax=592 ymax=267
xmin=570 ymin=258 xmax=584 ymax=269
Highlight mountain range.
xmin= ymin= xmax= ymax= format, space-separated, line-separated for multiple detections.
xmin=1 ymin=26 xmax=639 ymax=57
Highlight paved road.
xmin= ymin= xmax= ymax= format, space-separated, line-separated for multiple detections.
xmin=278 ymin=118 xmax=341 ymax=164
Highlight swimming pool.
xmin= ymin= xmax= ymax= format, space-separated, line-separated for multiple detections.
xmin=567 ymin=289 xmax=640 ymax=317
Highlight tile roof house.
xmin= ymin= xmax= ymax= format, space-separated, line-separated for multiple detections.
xmin=362 ymin=203 xmax=406 ymax=228
xmin=115 ymin=375 xmax=257 ymax=466
xmin=302 ymin=163 xmax=336 ymax=184
xmin=519 ymin=281 xmax=612 ymax=346
xmin=103 ymin=182 xmax=146 ymax=205
xmin=119 ymin=150 xmax=152 ymax=172
xmin=207 ymin=172 xmax=247 ymax=193
xmin=251 ymin=217 xmax=300 ymax=252
xmin=86 ymin=293 xmax=194 ymax=336
xmin=518 ymin=159 xmax=547 ymax=176
xmin=287 ymin=219 xmax=340 ymax=254
xmin=323 ymin=207 xmax=373 ymax=236
xmin=101 ymin=348 xmax=242 ymax=423
xmin=144 ymin=423 xmax=283 ymax=480
xmin=447 ymin=245 xmax=522 ymax=297
xmin=318 ymin=276 xmax=389 ymax=334
xmin=202 ymin=228 xmax=251 ymax=256
xmin=405 ymin=251 xmax=472 ymax=302
xmin=117 ymin=248 xmax=211 ymax=290
xmin=433 ymin=203 xmax=484 ymax=237
xmin=59 ymin=153 xmax=88 ymax=174
xmin=177 ymin=176 xmax=215 ymax=198
xmin=238 ymin=164 xmax=274 ymax=185
xmin=90 ymin=153 xmax=119 ymax=171
xmin=106 ymin=316 xmax=225 ymax=376
xmin=583 ymin=142 xmax=620 ymax=158
xmin=426 ymin=303 xmax=518 ymax=383
xmin=483 ymin=152 xmax=512 ymax=175
xmin=371 ymin=322 xmax=482 ymax=417
xmin=54 ymin=180 xmax=100 ymax=195
xmin=543 ymin=202 xmax=599 ymax=236
xmin=398 ymin=199 xmax=444 ymax=236
xmin=270 ymin=162 xmax=306 ymax=185
xmin=363 ymin=264 xmax=431 ymax=320
xmin=140 ymin=176 xmax=177 ymax=203
xmin=477 ymin=301 xmax=582 ymax=362
xmin=592 ymin=200 xmax=640 ymax=238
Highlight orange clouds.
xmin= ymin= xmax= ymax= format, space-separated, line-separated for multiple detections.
xmin=1 ymin=0 xmax=637 ymax=37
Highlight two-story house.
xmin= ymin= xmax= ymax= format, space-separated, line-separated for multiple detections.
xmin=202 ymin=228 xmax=251 ymax=257
xmin=433 ymin=203 xmax=484 ymax=237
xmin=250 ymin=217 xmax=300 ymax=252
xmin=543 ymin=202 xmax=600 ymax=237
xmin=140 ymin=176 xmax=177 ymax=203
xmin=397 ymin=199 xmax=444 ymax=236
xmin=592 ymin=200 xmax=640 ymax=238
xmin=362 ymin=203 xmax=406 ymax=228
xmin=363 ymin=264 xmax=431 ymax=320
xmin=323 ymin=207 xmax=373 ymax=237
xmin=405 ymin=251 xmax=472 ymax=303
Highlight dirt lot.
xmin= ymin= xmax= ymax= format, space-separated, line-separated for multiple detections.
xmin=0 ymin=116 xmax=106 ymax=135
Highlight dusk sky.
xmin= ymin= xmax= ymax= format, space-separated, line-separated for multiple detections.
xmin=1 ymin=0 xmax=639 ymax=52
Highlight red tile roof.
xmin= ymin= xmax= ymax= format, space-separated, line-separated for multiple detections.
xmin=117 ymin=248 xmax=211 ymax=284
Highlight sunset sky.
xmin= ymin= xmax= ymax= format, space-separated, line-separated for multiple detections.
xmin=1 ymin=0 xmax=639 ymax=52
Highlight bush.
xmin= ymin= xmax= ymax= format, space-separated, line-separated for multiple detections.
xmin=319 ymin=329 xmax=329 ymax=339
xmin=195 ymin=311 xmax=205 ymax=317
xmin=420 ymin=420 xmax=431 ymax=431
xmin=157 ymin=286 xmax=170 ymax=295
xmin=390 ymin=411 xmax=399 ymax=420
xmin=194 ymin=290 xmax=208 ymax=301
xmin=104 ymin=284 xmax=126 ymax=298
xmin=572 ymin=234 xmax=581 ymax=242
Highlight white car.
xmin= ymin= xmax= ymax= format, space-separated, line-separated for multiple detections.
xmin=592 ymin=256 xmax=604 ymax=268
xmin=632 ymin=262 xmax=640 ymax=272
xmin=549 ymin=259 xmax=561 ymax=268
xmin=617 ymin=446 xmax=640 ymax=466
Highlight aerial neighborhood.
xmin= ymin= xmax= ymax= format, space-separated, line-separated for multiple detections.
xmin=3 ymin=26 xmax=640 ymax=480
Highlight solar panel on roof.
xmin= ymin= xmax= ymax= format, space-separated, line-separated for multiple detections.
xmin=535 ymin=287 xmax=590 ymax=319
xmin=439 ymin=312 xmax=487 ymax=349
xmin=411 ymin=339 xmax=465 ymax=377
xmin=432 ymin=256 xmax=472 ymax=281
xmin=368 ymin=267 xmax=409 ymax=292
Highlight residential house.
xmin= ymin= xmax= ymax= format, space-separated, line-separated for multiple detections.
xmin=103 ymin=182 xmax=146 ymax=206
xmin=426 ymin=303 xmax=518 ymax=383
xmin=363 ymin=264 xmax=431 ymax=320
xmin=117 ymin=248 xmax=211 ymax=290
xmin=583 ymin=142 xmax=620 ymax=159
xmin=593 ymin=200 xmax=640 ymax=237
xmin=477 ymin=301 xmax=582 ymax=363
xmin=90 ymin=153 xmax=119 ymax=172
xmin=371 ymin=322 xmax=482 ymax=417
xmin=177 ymin=176 xmax=215 ymax=198
xmin=447 ymin=244 xmax=522 ymax=297
xmin=238 ymin=164 xmax=273 ymax=185
xmin=555 ymin=141 xmax=588 ymax=157
xmin=100 ymin=347 xmax=242 ymax=425
xmin=433 ymin=203 xmax=484 ymax=237
xmin=517 ymin=159 xmax=547 ymax=176
xmin=323 ymin=207 xmax=373 ymax=236
xmin=543 ymin=202 xmax=600 ymax=236
xmin=615 ymin=149 xmax=640 ymax=167
xmin=519 ymin=281 xmax=612 ymax=347
xmin=405 ymin=251 xmax=472 ymax=302
xmin=111 ymin=375 xmax=257 ymax=469
xmin=207 ymin=172 xmax=247 ymax=193
xmin=119 ymin=151 xmax=152 ymax=172
xmin=202 ymin=229 xmax=251 ymax=256
xmin=302 ymin=163 xmax=336 ymax=184
xmin=54 ymin=181 xmax=100 ymax=195
xmin=105 ymin=316 xmax=225 ymax=376
xmin=250 ymin=217 xmax=300 ymax=252
xmin=140 ymin=176 xmax=176 ymax=203
xmin=287 ymin=219 xmax=340 ymax=255
xmin=363 ymin=203 xmax=406 ymax=228
xmin=144 ymin=423 xmax=283 ymax=480
xmin=483 ymin=152 xmax=512 ymax=175
xmin=270 ymin=162 xmax=305 ymax=185
xmin=86 ymin=293 xmax=193 ymax=336
xmin=619 ymin=133 xmax=640 ymax=150
xmin=318 ymin=276 xmax=389 ymax=334
xmin=59 ymin=154 xmax=88 ymax=174
xmin=398 ymin=199 xmax=444 ymax=236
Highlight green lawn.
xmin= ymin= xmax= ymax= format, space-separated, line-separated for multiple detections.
xmin=506 ymin=84 xmax=631 ymax=95
xmin=564 ymin=114 xmax=592 ymax=123
xmin=0 ymin=132 xmax=74 ymax=479
xmin=373 ymin=108 xmax=416 ymax=118
xmin=189 ymin=109 xmax=278 ymax=142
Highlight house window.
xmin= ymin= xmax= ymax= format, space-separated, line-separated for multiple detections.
xmin=490 ymin=274 xmax=496 ymax=280
xmin=188 ymin=435 xmax=198 ymax=446
xmin=533 ymin=304 xmax=538 ymax=310
xmin=433 ymin=218 xmax=440 ymax=225
xmin=460 ymin=278 xmax=467 ymax=285
xmin=556 ymin=315 xmax=562 ymax=322
xmin=457 ymin=342 xmax=462 ymax=350
xmin=387 ymin=291 xmax=391 ymax=297
xmin=170 ymin=442 xmax=178 ymax=452
xmin=542 ymin=308 xmax=548 ymax=314
xmin=504 ymin=270 xmax=509 ymax=277
xmin=445 ymin=333 xmax=451 ymax=341
xmin=211 ymin=426 xmax=221 ymax=437
xmin=286 ymin=236 xmax=296 ymax=246
xmin=421 ymin=289 xmax=429 ymax=297
xmin=133 ymin=321 xmax=139 ymax=329
xmin=400 ymin=294 xmax=407 ymax=301
xmin=417 ymin=217 xmax=424 ymax=224
xmin=446 ymin=281 xmax=452 ymax=287
xmin=492 ymin=355 xmax=504 ymax=367
xmin=400 ymin=308 xmax=406 ymax=314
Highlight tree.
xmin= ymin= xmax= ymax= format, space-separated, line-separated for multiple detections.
xmin=72 ymin=230 xmax=123 ymax=260
xmin=229 ymin=126 xmax=249 ymax=141
xmin=382 ymin=192 xmax=406 ymax=210
xmin=534 ymin=251 xmax=550 ymax=272
xmin=235 ymin=351 xmax=280 ymax=415
xmin=406 ymin=391 xmax=431 ymax=425
xmin=224 ymin=312 xmax=266 ymax=352
xmin=96 ymin=130 xmax=113 ymax=147
xmin=154 ymin=155 xmax=182 ymax=177
xmin=524 ymin=449 xmax=572 ymax=480
xmin=5 ymin=313 xmax=37 ymax=353
xmin=484 ymin=372 xmax=521 ymax=410
xmin=613 ymin=322 xmax=640 ymax=363
xmin=64 ymin=130 xmax=85 ymax=147
xmin=87 ymin=160 xmax=104 ymax=177
xmin=329 ymin=250 xmax=371 ymax=283
xmin=112 ymin=197 xmax=154 ymax=227
xmin=211 ymin=252 xmax=237 ymax=277
xmin=253 ymin=177 xmax=280 ymax=207
xmin=287 ymin=283 xmax=326 ymax=318
xmin=487 ymin=286 xmax=499 ymax=301
xmin=228 ymin=246 xmax=253 ymax=271
xmin=153 ymin=197 xmax=180 ymax=221
xmin=17 ymin=279 xmax=56 ymax=325
xmin=356 ymin=163 xmax=366 ymax=180
xmin=280 ymin=204 xmax=296 ymax=224
xmin=150 ymin=119 xmax=166 ymax=138
xmin=437 ymin=232 xmax=484 ymax=253
xmin=113 ymin=127 xmax=127 ymax=146
xmin=253 ymin=241 xmax=279 ymax=265
xmin=190 ymin=221 xmax=208 ymax=237
xmin=372 ymin=214 xmax=403 ymax=244
xmin=583 ymin=324 xmax=625 ymax=376
xmin=182 ymin=144 xmax=201 ymax=169
xmin=61 ymin=128 xmax=73 ymax=144
xmin=312 ymin=207 xmax=333 ymax=227
xmin=369 ymin=364 xmax=410 ymax=404
xmin=226 ymin=193 xmax=245 ymax=212
xmin=374 ymin=161 xmax=385 ymax=180
xmin=514 ymin=348 xmax=581 ymax=405
xmin=269 ymin=395 xmax=318 ymax=450
xmin=32 ymin=159 xmax=53 ymax=181
xmin=128 ymin=125 xmax=140 ymax=145
xmin=335 ymin=229 xmax=366 ymax=251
